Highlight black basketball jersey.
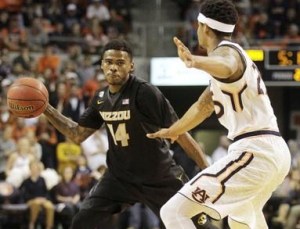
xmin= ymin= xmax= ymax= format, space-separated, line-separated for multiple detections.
xmin=78 ymin=76 xmax=179 ymax=183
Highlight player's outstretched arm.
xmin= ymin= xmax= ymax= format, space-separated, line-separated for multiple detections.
xmin=147 ymin=87 xmax=214 ymax=140
xmin=174 ymin=36 xmax=241 ymax=80
xmin=44 ymin=104 xmax=96 ymax=144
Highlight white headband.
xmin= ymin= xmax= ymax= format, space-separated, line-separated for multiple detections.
xmin=197 ymin=13 xmax=235 ymax=33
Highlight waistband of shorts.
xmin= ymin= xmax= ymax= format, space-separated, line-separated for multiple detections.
xmin=233 ymin=130 xmax=281 ymax=142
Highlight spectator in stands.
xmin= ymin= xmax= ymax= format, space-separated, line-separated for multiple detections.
xmin=81 ymin=70 xmax=107 ymax=106
xmin=211 ymin=135 xmax=231 ymax=163
xmin=285 ymin=7 xmax=299 ymax=31
xmin=11 ymin=117 xmax=33 ymax=141
xmin=66 ymin=43 xmax=83 ymax=67
xmin=25 ymin=129 xmax=43 ymax=161
xmin=68 ymin=22 xmax=84 ymax=44
xmin=26 ymin=17 xmax=49 ymax=51
xmin=0 ymin=125 xmax=16 ymax=180
xmin=48 ymin=81 xmax=69 ymax=142
xmin=80 ymin=127 xmax=108 ymax=171
xmin=0 ymin=181 xmax=21 ymax=204
xmin=235 ymin=0 xmax=251 ymax=16
xmin=56 ymin=137 xmax=82 ymax=174
xmin=0 ymin=10 xmax=9 ymax=30
xmin=184 ymin=1 xmax=201 ymax=22
xmin=42 ymin=67 xmax=59 ymax=104
xmin=128 ymin=203 xmax=161 ymax=229
xmin=12 ymin=45 xmax=35 ymax=73
xmin=0 ymin=14 xmax=27 ymax=51
xmin=284 ymin=169 xmax=300 ymax=228
xmin=108 ymin=0 xmax=132 ymax=27
xmin=35 ymin=115 xmax=58 ymax=169
xmin=77 ymin=54 xmax=96 ymax=85
xmin=49 ymin=81 xmax=67 ymax=114
xmin=85 ymin=19 xmax=109 ymax=54
xmin=0 ymin=45 xmax=12 ymax=68
xmin=66 ymin=0 xmax=87 ymax=19
xmin=282 ymin=23 xmax=300 ymax=47
xmin=181 ymin=19 xmax=199 ymax=53
xmin=5 ymin=136 xmax=35 ymax=188
xmin=63 ymin=3 xmax=82 ymax=34
xmin=171 ymin=143 xmax=198 ymax=179
xmin=20 ymin=160 xmax=55 ymax=229
xmin=61 ymin=83 xmax=86 ymax=122
xmin=86 ymin=0 xmax=110 ymax=22
xmin=288 ymin=139 xmax=300 ymax=169
xmin=42 ymin=0 xmax=64 ymax=25
xmin=267 ymin=0 xmax=287 ymax=37
xmin=265 ymin=170 xmax=292 ymax=227
xmin=54 ymin=166 xmax=81 ymax=229
xmin=0 ymin=91 xmax=16 ymax=129
xmin=252 ymin=11 xmax=275 ymax=39
xmin=271 ymin=168 xmax=300 ymax=228
xmin=22 ymin=1 xmax=44 ymax=27
xmin=36 ymin=44 xmax=60 ymax=75
xmin=106 ymin=9 xmax=129 ymax=36
xmin=73 ymin=155 xmax=94 ymax=200
xmin=172 ymin=0 xmax=193 ymax=20
xmin=48 ymin=22 xmax=67 ymax=49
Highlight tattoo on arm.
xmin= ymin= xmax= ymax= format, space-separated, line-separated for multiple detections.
xmin=196 ymin=87 xmax=215 ymax=120
xmin=44 ymin=105 xmax=95 ymax=143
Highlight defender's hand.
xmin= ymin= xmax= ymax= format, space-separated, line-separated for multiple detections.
xmin=146 ymin=128 xmax=178 ymax=143
xmin=173 ymin=37 xmax=194 ymax=68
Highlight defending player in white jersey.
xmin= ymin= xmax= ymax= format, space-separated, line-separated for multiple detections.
xmin=147 ymin=0 xmax=291 ymax=228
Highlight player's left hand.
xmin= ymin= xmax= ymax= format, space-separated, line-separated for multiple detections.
xmin=173 ymin=37 xmax=194 ymax=68
xmin=146 ymin=128 xmax=178 ymax=143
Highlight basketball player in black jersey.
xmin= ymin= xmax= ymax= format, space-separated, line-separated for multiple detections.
xmin=43 ymin=39 xmax=213 ymax=229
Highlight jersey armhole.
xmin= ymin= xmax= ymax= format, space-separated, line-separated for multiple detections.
xmin=213 ymin=44 xmax=247 ymax=84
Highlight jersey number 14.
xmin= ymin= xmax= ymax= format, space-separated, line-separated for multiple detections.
xmin=107 ymin=123 xmax=129 ymax=147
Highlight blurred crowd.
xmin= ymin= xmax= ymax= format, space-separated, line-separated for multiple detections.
xmin=0 ymin=0 xmax=299 ymax=228
xmin=175 ymin=0 xmax=300 ymax=54
xmin=0 ymin=0 xmax=132 ymax=54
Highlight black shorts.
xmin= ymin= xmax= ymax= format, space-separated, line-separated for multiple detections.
xmin=80 ymin=164 xmax=189 ymax=216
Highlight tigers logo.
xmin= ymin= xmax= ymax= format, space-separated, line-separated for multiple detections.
xmin=192 ymin=187 xmax=210 ymax=203
xmin=197 ymin=213 xmax=207 ymax=225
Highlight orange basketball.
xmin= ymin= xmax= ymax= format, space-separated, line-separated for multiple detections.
xmin=7 ymin=77 xmax=49 ymax=118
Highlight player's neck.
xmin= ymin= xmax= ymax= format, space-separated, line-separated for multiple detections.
xmin=207 ymin=35 xmax=232 ymax=53
xmin=109 ymin=85 xmax=122 ymax=94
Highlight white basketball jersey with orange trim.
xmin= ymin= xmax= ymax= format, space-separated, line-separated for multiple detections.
xmin=210 ymin=40 xmax=279 ymax=140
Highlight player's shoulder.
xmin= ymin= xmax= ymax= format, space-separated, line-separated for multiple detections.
xmin=129 ymin=76 xmax=156 ymax=94
xmin=132 ymin=76 xmax=159 ymax=90
xmin=131 ymin=75 xmax=148 ymax=86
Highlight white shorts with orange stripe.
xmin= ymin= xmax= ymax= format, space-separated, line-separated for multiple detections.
xmin=178 ymin=135 xmax=291 ymax=228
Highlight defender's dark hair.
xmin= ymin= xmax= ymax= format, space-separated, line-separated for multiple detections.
xmin=101 ymin=39 xmax=133 ymax=60
xmin=200 ymin=0 xmax=238 ymax=37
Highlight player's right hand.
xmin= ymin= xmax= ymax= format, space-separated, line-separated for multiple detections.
xmin=146 ymin=128 xmax=178 ymax=143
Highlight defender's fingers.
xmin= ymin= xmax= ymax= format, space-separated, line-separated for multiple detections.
xmin=146 ymin=133 xmax=159 ymax=139
xmin=173 ymin=37 xmax=185 ymax=47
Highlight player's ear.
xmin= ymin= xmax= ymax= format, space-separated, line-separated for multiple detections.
xmin=100 ymin=60 xmax=104 ymax=70
xmin=129 ymin=62 xmax=134 ymax=73
xmin=204 ymin=24 xmax=210 ymax=35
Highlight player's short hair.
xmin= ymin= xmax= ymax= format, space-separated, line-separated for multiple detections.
xmin=200 ymin=0 xmax=238 ymax=36
xmin=101 ymin=39 xmax=133 ymax=60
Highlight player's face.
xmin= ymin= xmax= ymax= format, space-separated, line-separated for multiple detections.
xmin=197 ymin=22 xmax=207 ymax=48
xmin=101 ymin=50 xmax=133 ymax=88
